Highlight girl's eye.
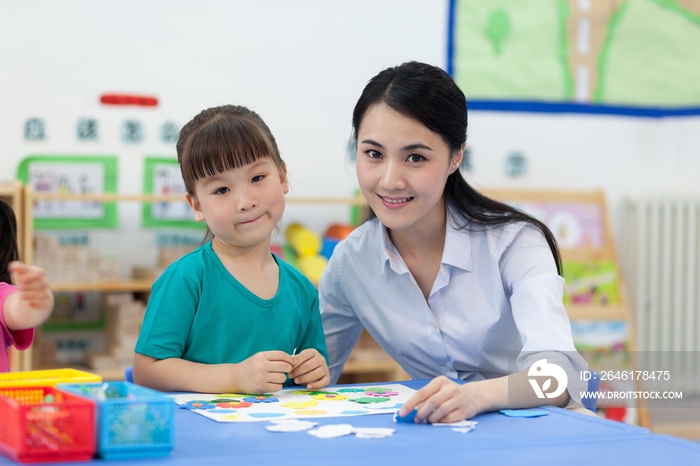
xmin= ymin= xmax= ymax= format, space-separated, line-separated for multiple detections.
xmin=252 ymin=175 xmax=265 ymax=183
xmin=214 ymin=187 xmax=230 ymax=195
xmin=366 ymin=149 xmax=381 ymax=159
xmin=407 ymin=154 xmax=425 ymax=163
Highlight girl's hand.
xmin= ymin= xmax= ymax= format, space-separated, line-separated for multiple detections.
xmin=235 ymin=351 xmax=296 ymax=394
xmin=398 ymin=375 xmax=481 ymax=424
xmin=9 ymin=261 xmax=53 ymax=312
xmin=288 ymin=348 xmax=330 ymax=389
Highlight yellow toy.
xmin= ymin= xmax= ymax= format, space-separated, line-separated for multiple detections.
xmin=285 ymin=223 xmax=328 ymax=286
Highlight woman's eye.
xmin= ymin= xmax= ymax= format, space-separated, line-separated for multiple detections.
xmin=214 ymin=187 xmax=229 ymax=195
xmin=252 ymin=175 xmax=265 ymax=183
xmin=407 ymin=154 xmax=425 ymax=163
xmin=366 ymin=149 xmax=381 ymax=159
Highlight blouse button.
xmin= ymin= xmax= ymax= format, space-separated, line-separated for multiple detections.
xmin=431 ymin=322 xmax=438 ymax=330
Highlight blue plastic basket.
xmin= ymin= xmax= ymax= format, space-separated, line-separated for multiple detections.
xmin=57 ymin=382 xmax=174 ymax=460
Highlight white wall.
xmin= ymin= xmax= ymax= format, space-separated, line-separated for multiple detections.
xmin=1 ymin=0 xmax=699 ymax=266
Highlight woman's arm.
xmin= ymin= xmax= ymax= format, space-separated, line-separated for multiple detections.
xmin=2 ymin=262 xmax=53 ymax=330
xmin=503 ymin=225 xmax=588 ymax=403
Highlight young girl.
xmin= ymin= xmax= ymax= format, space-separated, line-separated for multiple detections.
xmin=1 ymin=200 xmax=54 ymax=372
xmin=134 ymin=105 xmax=330 ymax=394
xmin=320 ymin=62 xmax=589 ymax=423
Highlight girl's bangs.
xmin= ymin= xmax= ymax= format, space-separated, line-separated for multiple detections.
xmin=184 ymin=119 xmax=273 ymax=181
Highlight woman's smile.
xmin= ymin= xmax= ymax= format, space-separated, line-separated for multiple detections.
xmin=379 ymin=195 xmax=414 ymax=209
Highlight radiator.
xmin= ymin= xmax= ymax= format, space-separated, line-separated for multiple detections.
xmin=620 ymin=194 xmax=700 ymax=396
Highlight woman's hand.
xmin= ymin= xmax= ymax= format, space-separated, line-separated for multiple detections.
xmin=289 ymin=348 xmax=330 ymax=389
xmin=398 ymin=376 xmax=483 ymax=424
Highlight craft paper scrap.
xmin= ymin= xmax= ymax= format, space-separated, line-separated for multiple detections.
xmin=431 ymin=420 xmax=478 ymax=427
xmin=265 ymin=420 xmax=319 ymax=432
xmin=305 ymin=425 xmax=396 ymax=439
xmin=452 ymin=426 xmax=476 ymax=434
xmin=353 ymin=427 xmax=395 ymax=439
xmin=499 ymin=409 xmax=549 ymax=418
xmin=308 ymin=424 xmax=354 ymax=439
xmin=171 ymin=384 xmax=417 ymax=423
xmin=394 ymin=409 xmax=417 ymax=423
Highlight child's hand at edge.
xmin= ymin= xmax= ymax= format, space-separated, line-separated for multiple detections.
xmin=234 ymin=351 xmax=297 ymax=394
xmin=288 ymin=348 xmax=330 ymax=389
xmin=9 ymin=262 xmax=53 ymax=311
xmin=4 ymin=261 xmax=54 ymax=329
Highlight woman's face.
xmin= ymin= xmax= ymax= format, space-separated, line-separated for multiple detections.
xmin=356 ymin=103 xmax=462 ymax=234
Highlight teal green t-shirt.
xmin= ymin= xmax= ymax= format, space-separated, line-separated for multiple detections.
xmin=135 ymin=241 xmax=328 ymax=387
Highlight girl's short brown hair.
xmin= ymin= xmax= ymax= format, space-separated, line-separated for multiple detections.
xmin=176 ymin=105 xmax=284 ymax=195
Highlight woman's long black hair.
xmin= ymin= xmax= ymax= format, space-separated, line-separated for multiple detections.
xmin=0 ymin=200 xmax=20 ymax=284
xmin=352 ymin=61 xmax=562 ymax=274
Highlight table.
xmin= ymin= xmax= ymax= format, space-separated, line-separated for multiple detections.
xmin=2 ymin=380 xmax=699 ymax=465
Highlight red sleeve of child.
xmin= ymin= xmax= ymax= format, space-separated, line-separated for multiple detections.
xmin=1 ymin=283 xmax=36 ymax=350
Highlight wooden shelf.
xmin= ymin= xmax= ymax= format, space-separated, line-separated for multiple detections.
xmin=19 ymin=189 xmax=399 ymax=383
xmin=19 ymin=188 xmax=382 ymax=380
xmin=343 ymin=358 xmax=403 ymax=374
xmin=93 ymin=367 xmax=127 ymax=381
xmin=51 ymin=280 xmax=153 ymax=293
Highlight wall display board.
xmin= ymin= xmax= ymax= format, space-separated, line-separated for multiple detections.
xmin=449 ymin=0 xmax=700 ymax=117
xmin=17 ymin=156 xmax=118 ymax=229
xmin=142 ymin=157 xmax=199 ymax=228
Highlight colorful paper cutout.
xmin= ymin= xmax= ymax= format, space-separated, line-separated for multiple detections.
xmin=281 ymin=400 xmax=318 ymax=409
xmin=351 ymin=397 xmax=391 ymax=404
xmin=499 ymin=409 xmax=548 ymax=418
xmin=171 ymin=384 xmax=417 ymax=423
xmin=312 ymin=393 xmax=348 ymax=401
xmin=294 ymin=409 xmax=328 ymax=416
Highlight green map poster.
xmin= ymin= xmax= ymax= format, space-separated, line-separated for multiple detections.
xmin=449 ymin=0 xmax=700 ymax=116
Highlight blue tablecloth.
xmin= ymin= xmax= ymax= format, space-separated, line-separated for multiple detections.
xmin=2 ymin=380 xmax=699 ymax=465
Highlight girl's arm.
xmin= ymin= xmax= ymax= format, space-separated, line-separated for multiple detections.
xmin=398 ymin=371 xmax=570 ymax=424
xmin=133 ymin=350 xmax=297 ymax=394
xmin=288 ymin=291 xmax=331 ymax=389
xmin=2 ymin=262 xmax=53 ymax=330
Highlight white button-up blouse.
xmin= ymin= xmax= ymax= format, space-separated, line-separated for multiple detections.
xmin=319 ymin=215 xmax=588 ymax=401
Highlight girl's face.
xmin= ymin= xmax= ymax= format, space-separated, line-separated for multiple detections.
xmin=186 ymin=158 xmax=288 ymax=250
xmin=356 ymin=103 xmax=462 ymax=234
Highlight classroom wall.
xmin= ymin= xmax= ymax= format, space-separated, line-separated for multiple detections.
xmin=1 ymin=0 xmax=699 ymax=262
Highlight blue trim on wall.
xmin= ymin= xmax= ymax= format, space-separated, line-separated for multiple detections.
xmin=446 ymin=0 xmax=700 ymax=118
xmin=467 ymin=100 xmax=700 ymax=118
xmin=446 ymin=0 xmax=457 ymax=76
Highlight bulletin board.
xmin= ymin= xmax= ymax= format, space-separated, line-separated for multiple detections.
xmin=16 ymin=155 xmax=118 ymax=229
xmin=449 ymin=0 xmax=700 ymax=116
xmin=141 ymin=157 xmax=200 ymax=228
